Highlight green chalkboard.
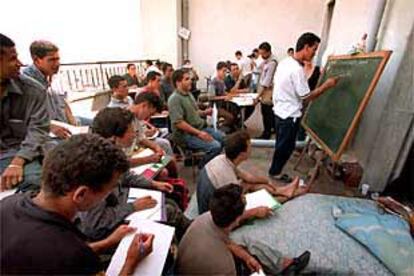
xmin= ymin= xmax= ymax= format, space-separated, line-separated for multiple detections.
xmin=302 ymin=51 xmax=391 ymax=161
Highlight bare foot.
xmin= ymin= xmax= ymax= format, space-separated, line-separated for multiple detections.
xmin=293 ymin=182 xmax=311 ymax=197
xmin=272 ymin=177 xmax=300 ymax=198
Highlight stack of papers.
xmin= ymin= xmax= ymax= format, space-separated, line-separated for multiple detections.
xmin=231 ymin=93 xmax=258 ymax=107
xmin=106 ymin=219 xmax=175 ymax=276
xmin=245 ymin=189 xmax=282 ymax=211
xmin=126 ymin=188 xmax=165 ymax=222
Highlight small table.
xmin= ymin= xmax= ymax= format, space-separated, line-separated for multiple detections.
xmin=229 ymin=93 xmax=258 ymax=128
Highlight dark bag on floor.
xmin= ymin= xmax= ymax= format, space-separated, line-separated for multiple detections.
xmin=341 ymin=162 xmax=363 ymax=187
xmin=165 ymin=178 xmax=189 ymax=211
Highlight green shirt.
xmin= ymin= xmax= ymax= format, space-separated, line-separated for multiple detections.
xmin=123 ymin=73 xmax=140 ymax=87
xmin=168 ymin=89 xmax=206 ymax=144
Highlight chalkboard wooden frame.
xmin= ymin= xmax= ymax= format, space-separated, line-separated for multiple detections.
xmin=302 ymin=50 xmax=392 ymax=161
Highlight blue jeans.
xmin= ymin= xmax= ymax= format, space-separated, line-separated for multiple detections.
xmin=183 ymin=127 xmax=224 ymax=167
xmin=269 ymin=116 xmax=300 ymax=176
xmin=196 ymin=168 xmax=216 ymax=215
xmin=76 ymin=116 xmax=93 ymax=126
xmin=0 ymin=157 xmax=42 ymax=192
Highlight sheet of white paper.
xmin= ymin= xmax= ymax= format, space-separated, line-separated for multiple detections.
xmin=106 ymin=219 xmax=175 ymax=276
xmin=0 ymin=188 xmax=17 ymax=201
xmin=126 ymin=188 xmax=163 ymax=221
xmin=130 ymin=149 xmax=156 ymax=175
xmin=251 ymin=269 xmax=266 ymax=276
xmin=245 ymin=189 xmax=281 ymax=210
xmin=231 ymin=97 xmax=255 ymax=106
xmin=212 ymin=103 xmax=218 ymax=131
xmin=49 ymin=120 xmax=89 ymax=137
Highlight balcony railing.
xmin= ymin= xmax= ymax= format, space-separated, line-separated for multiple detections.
xmin=54 ymin=59 xmax=156 ymax=101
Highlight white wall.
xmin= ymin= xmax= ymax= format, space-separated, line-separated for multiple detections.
xmin=188 ymin=0 xmax=326 ymax=88
xmin=140 ymin=0 xmax=182 ymax=67
xmin=0 ymin=0 xmax=143 ymax=64
xmin=321 ymin=0 xmax=379 ymax=64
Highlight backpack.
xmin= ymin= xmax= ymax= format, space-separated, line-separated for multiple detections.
xmin=165 ymin=177 xmax=189 ymax=211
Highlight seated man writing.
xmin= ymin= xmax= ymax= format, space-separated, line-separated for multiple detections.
xmin=168 ymin=68 xmax=224 ymax=167
xmin=0 ymin=34 xmax=49 ymax=192
xmin=197 ymin=130 xmax=310 ymax=214
xmin=178 ymin=184 xmax=310 ymax=275
xmin=107 ymin=75 xmax=134 ymax=108
xmin=127 ymin=93 xmax=178 ymax=177
xmin=77 ymin=107 xmax=190 ymax=241
xmin=1 ymin=134 xmax=153 ymax=275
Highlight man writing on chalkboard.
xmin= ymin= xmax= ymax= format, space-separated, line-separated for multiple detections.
xmin=269 ymin=32 xmax=339 ymax=181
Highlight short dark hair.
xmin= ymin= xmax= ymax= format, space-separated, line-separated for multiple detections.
xmin=146 ymin=70 xmax=162 ymax=83
xmin=134 ymin=91 xmax=162 ymax=112
xmin=172 ymin=68 xmax=189 ymax=88
xmin=145 ymin=60 xmax=153 ymax=66
xmin=287 ymin=47 xmax=294 ymax=53
xmin=92 ymin=107 xmax=134 ymax=138
xmin=41 ymin=134 xmax=129 ymax=196
xmin=296 ymin=32 xmax=321 ymax=52
xmin=126 ymin=63 xmax=135 ymax=70
xmin=224 ymin=130 xmax=251 ymax=160
xmin=235 ymin=50 xmax=242 ymax=56
xmin=258 ymin=42 xmax=271 ymax=52
xmin=0 ymin=33 xmax=15 ymax=55
xmin=108 ymin=75 xmax=126 ymax=89
xmin=253 ymin=48 xmax=259 ymax=54
xmin=230 ymin=63 xmax=239 ymax=69
xmin=216 ymin=61 xmax=227 ymax=71
xmin=161 ymin=62 xmax=173 ymax=73
xmin=29 ymin=40 xmax=59 ymax=59
xmin=210 ymin=184 xmax=245 ymax=228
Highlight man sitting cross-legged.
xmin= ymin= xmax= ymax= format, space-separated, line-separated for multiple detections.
xmin=1 ymin=134 xmax=154 ymax=275
xmin=197 ymin=130 xmax=310 ymax=214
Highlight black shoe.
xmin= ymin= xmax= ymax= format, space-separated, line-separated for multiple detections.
xmin=279 ymin=251 xmax=311 ymax=275
xmin=269 ymin=173 xmax=293 ymax=183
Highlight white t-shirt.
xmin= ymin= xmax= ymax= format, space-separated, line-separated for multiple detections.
xmin=236 ymin=57 xmax=252 ymax=77
xmin=273 ymin=56 xmax=310 ymax=119
xmin=145 ymin=65 xmax=163 ymax=76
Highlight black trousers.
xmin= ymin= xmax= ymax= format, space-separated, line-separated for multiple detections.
xmin=261 ymin=103 xmax=275 ymax=138
xmin=269 ymin=116 xmax=300 ymax=175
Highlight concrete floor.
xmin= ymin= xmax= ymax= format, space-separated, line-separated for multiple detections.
xmin=177 ymin=146 xmax=360 ymax=198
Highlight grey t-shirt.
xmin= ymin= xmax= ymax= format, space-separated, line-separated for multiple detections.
xmin=177 ymin=212 xmax=236 ymax=275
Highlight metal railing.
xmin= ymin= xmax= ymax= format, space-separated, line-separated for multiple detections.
xmin=55 ymin=59 xmax=157 ymax=100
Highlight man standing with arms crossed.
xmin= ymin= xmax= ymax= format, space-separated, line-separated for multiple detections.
xmin=269 ymin=32 xmax=339 ymax=181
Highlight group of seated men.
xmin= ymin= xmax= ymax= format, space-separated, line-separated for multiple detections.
xmin=1 ymin=32 xmax=311 ymax=275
